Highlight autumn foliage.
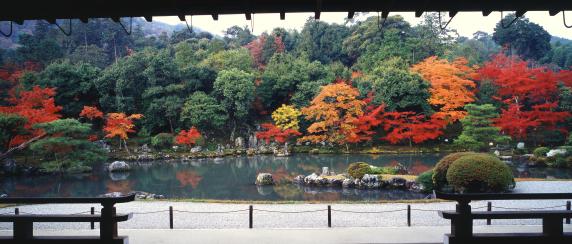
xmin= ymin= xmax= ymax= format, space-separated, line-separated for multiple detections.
xmin=103 ymin=113 xmax=143 ymax=140
xmin=256 ymin=123 xmax=301 ymax=144
xmin=412 ymin=56 xmax=477 ymax=122
xmin=79 ymin=106 xmax=104 ymax=120
xmin=383 ymin=112 xmax=446 ymax=145
xmin=0 ymin=86 xmax=62 ymax=146
xmin=175 ymin=127 xmax=202 ymax=146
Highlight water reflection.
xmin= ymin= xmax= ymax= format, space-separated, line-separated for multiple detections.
xmin=2 ymin=154 xmax=572 ymax=200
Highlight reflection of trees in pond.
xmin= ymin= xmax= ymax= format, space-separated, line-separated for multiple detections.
xmin=106 ymin=180 xmax=134 ymax=193
xmin=258 ymin=165 xmax=294 ymax=183
xmin=273 ymin=184 xmax=302 ymax=199
xmin=14 ymin=180 xmax=57 ymax=196
xmin=297 ymin=163 xmax=321 ymax=174
xmin=303 ymin=191 xmax=340 ymax=201
xmin=408 ymin=161 xmax=431 ymax=175
xmin=176 ymin=170 xmax=203 ymax=188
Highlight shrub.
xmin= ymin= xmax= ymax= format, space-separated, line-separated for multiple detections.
xmin=546 ymin=154 xmax=569 ymax=168
xmin=533 ymin=147 xmax=550 ymax=157
xmin=446 ymin=153 xmax=514 ymax=193
xmin=417 ymin=170 xmax=434 ymax=193
xmin=347 ymin=162 xmax=371 ymax=179
xmin=151 ymin=133 xmax=174 ymax=150
xmin=369 ymin=166 xmax=398 ymax=175
xmin=432 ymin=152 xmax=478 ymax=190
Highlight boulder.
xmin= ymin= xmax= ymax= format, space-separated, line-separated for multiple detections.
xmin=255 ymin=173 xmax=274 ymax=185
xmin=517 ymin=142 xmax=525 ymax=149
xmin=99 ymin=192 xmax=123 ymax=198
xmin=0 ymin=194 xmax=7 ymax=198
xmin=388 ymin=177 xmax=407 ymax=189
xmin=246 ymin=148 xmax=256 ymax=156
xmin=293 ymin=175 xmax=305 ymax=184
xmin=304 ymin=173 xmax=327 ymax=185
xmin=321 ymin=167 xmax=331 ymax=176
xmin=140 ymin=144 xmax=151 ymax=153
xmin=342 ymin=178 xmax=355 ymax=188
xmin=547 ymin=149 xmax=567 ymax=157
xmin=360 ymin=174 xmax=382 ymax=188
xmin=190 ymin=146 xmax=202 ymax=153
xmin=108 ymin=161 xmax=131 ymax=172
xmin=235 ymin=137 xmax=245 ymax=148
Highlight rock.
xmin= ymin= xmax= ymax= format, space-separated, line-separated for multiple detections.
xmin=388 ymin=177 xmax=407 ymax=189
xmin=130 ymin=191 xmax=165 ymax=200
xmin=342 ymin=178 xmax=355 ymax=188
xmin=0 ymin=194 xmax=7 ymax=198
xmin=547 ymin=149 xmax=567 ymax=157
xmin=140 ymin=144 xmax=151 ymax=153
xmin=407 ymin=181 xmax=423 ymax=192
xmin=108 ymin=161 xmax=131 ymax=172
xmin=517 ymin=142 xmax=525 ymax=149
xmin=248 ymin=134 xmax=258 ymax=149
xmin=360 ymin=174 xmax=382 ymax=188
xmin=321 ymin=167 xmax=331 ymax=176
xmin=326 ymin=177 xmax=344 ymax=186
xmin=293 ymin=175 xmax=305 ymax=184
xmin=235 ymin=137 xmax=245 ymax=148
xmin=99 ymin=192 xmax=124 ymax=198
xmin=494 ymin=150 xmax=500 ymax=156
xmin=190 ymin=146 xmax=202 ymax=153
xmin=393 ymin=163 xmax=408 ymax=175
xmin=255 ymin=173 xmax=274 ymax=185
xmin=94 ymin=140 xmax=111 ymax=152
xmin=304 ymin=173 xmax=327 ymax=185
xmin=246 ymin=148 xmax=256 ymax=156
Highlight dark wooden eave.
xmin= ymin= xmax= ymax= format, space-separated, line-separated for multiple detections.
xmin=1 ymin=0 xmax=572 ymax=22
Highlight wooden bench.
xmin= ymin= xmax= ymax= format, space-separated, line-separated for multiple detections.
xmin=0 ymin=194 xmax=135 ymax=244
xmin=436 ymin=192 xmax=572 ymax=244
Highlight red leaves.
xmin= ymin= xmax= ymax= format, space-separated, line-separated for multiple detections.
xmin=0 ymin=85 xmax=62 ymax=147
xmin=79 ymin=106 xmax=104 ymax=120
xmin=175 ymin=127 xmax=202 ymax=146
xmin=256 ymin=123 xmax=301 ymax=144
xmin=345 ymin=105 xmax=385 ymax=144
xmin=494 ymin=102 xmax=570 ymax=140
xmin=382 ymin=112 xmax=446 ymax=145
xmin=103 ymin=113 xmax=142 ymax=140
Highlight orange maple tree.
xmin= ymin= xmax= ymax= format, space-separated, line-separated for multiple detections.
xmin=299 ymin=83 xmax=365 ymax=146
xmin=0 ymin=86 xmax=62 ymax=147
xmin=103 ymin=113 xmax=143 ymax=152
xmin=411 ymin=56 xmax=477 ymax=123
xmin=175 ymin=127 xmax=202 ymax=146
xmin=256 ymin=123 xmax=302 ymax=144
xmin=79 ymin=106 xmax=104 ymax=120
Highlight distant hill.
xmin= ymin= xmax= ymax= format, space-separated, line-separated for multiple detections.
xmin=0 ymin=18 xmax=206 ymax=49
xmin=551 ymin=36 xmax=572 ymax=45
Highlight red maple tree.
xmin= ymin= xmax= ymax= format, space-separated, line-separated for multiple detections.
xmin=382 ymin=112 xmax=446 ymax=146
xmin=79 ymin=106 xmax=104 ymax=120
xmin=175 ymin=127 xmax=202 ymax=146
xmin=256 ymin=123 xmax=301 ymax=144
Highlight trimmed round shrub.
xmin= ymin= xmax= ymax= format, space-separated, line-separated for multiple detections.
xmin=446 ymin=153 xmax=514 ymax=193
xmin=151 ymin=133 xmax=174 ymax=150
xmin=432 ymin=152 xmax=477 ymax=190
xmin=533 ymin=147 xmax=550 ymax=157
xmin=416 ymin=170 xmax=434 ymax=193
xmin=347 ymin=162 xmax=370 ymax=179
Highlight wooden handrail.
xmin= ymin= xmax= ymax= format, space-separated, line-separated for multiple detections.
xmin=435 ymin=191 xmax=572 ymax=201
xmin=0 ymin=194 xmax=135 ymax=204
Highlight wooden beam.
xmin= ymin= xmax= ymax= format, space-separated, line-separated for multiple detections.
xmin=280 ymin=12 xmax=285 ymax=20
xmin=144 ymin=16 xmax=152 ymax=22
xmin=245 ymin=13 xmax=251 ymax=20
xmin=178 ymin=15 xmax=185 ymax=21
xmin=315 ymin=11 xmax=321 ymax=20
xmin=482 ymin=10 xmax=492 ymax=16
xmin=347 ymin=11 xmax=355 ymax=19
xmin=212 ymin=14 xmax=218 ymax=20
xmin=415 ymin=10 xmax=424 ymax=18
xmin=549 ymin=10 xmax=560 ymax=16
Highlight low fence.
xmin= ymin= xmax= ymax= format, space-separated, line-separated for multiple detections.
xmin=2 ymin=201 xmax=570 ymax=229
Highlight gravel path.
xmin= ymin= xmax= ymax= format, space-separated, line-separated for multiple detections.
xmin=1 ymin=181 xmax=571 ymax=230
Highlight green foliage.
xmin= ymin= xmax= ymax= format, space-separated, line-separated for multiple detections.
xmin=446 ymin=153 xmax=515 ymax=193
xmin=533 ymin=147 xmax=550 ymax=157
xmin=30 ymin=119 xmax=107 ymax=173
xmin=347 ymin=162 xmax=371 ymax=179
xmin=69 ymin=45 xmax=110 ymax=68
xmin=38 ymin=60 xmax=101 ymax=117
xmin=446 ymin=32 xmax=500 ymax=66
xmin=493 ymin=14 xmax=551 ymax=60
xmin=454 ymin=104 xmax=510 ymax=151
xmin=432 ymin=152 xmax=478 ymax=190
xmin=368 ymin=166 xmax=398 ymax=175
xmin=151 ymin=133 xmax=174 ymax=150
xmin=0 ymin=113 xmax=27 ymax=152
xmin=416 ymin=170 xmax=434 ymax=193
xmin=180 ymin=91 xmax=228 ymax=132
xmin=201 ymin=48 xmax=254 ymax=73
xmin=356 ymin=57 xmax=431 ymax=112
xmin=213 ymin=68 xmax=256 ymax=124
xmin=297 ymin=19 xmax=350 ymax=64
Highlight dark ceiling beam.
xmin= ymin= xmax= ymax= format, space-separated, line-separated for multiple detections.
xmin=1 ymin=0 xmax=572 ymax=21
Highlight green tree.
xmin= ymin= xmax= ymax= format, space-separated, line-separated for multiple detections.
xmin=213 ymin=68 xmax=255 ymax=140
xmin=297 ymin=19 xmax=350 ymax=64
xmin=493 ymin=14 xmax=551 ymax=60
xmin=447 ymin=32 xmax=500 ymax=65
xmin=69 ymin=45 xmax=109 ymax=68
xmin=200 ymin=48 xmax=254 ymax=73
xmin=455 ymin=104 xmax=510 ymax=151
xmin=30 ymin=119 xmax=107 ymax=173
xmin=0 ymin=113 xmax=27 ymax=153
xmin=223 ymin=26 xmax=256 ymax=48
xmin=356 ymin=57 xmax=431 ymax=112
xmin=180 ymin=91 xmax=228 ymax=133
xmin=38 ymin=60 xmax=101 ymax=117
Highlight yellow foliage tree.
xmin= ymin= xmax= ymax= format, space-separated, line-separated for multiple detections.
xmin=271 ymin=104 xmax=301 ymax=130
xmin=411 ymin=56 xmax=477 ymax=123
xmin=299 ymin=83 xmax=365 ymax=145
xmin=103 ymin=113 xmax=143 ymax=153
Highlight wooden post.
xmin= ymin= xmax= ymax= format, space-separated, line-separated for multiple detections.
xmin=451 ymin=200 xmax=473 ymax=238
xmin=15 ymin=208 xmax=19 ymax=215
xmin=328 ymin=205 xmax=331 ymax=228
xmin=13 ymin=207 xmax=32 ymax=239
xmin=487 ymin=202 xmax=492 ymax=225
xmin=407 ymin=205 xmax=411 ymax=227
xmin=91 ymin=207 xmax=95 ymax=229
xmin=99 ymin=204 xmax=117 ymax=240
xmin=567 ymin=201 xmax=571 ymax=224
xmin=169 ymin=206 xmax=174 ymax=229
xmin=249 ymin=205 xmax=253 ymax=229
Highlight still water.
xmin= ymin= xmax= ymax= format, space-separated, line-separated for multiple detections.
xmin=2 ymin=154 xmax=571 ymax=201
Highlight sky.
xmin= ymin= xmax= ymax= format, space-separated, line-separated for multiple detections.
xmin=153 ymin=11 xmax=572 ymax=39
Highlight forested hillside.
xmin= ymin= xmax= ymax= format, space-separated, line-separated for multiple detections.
xmin=2 ymin=13 xmax=572 ymax=172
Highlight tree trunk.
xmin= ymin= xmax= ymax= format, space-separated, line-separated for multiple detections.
xmin=123 ymin=139 xmax=131 ymax=155
xmin=0 ymin=133 xmax=47 ymax=161
xmin=168 ymin=118 xmax=174 ymax=134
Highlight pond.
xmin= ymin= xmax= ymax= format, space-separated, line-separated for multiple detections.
xmin=2 ymin=154 xmax=572 ymax=201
